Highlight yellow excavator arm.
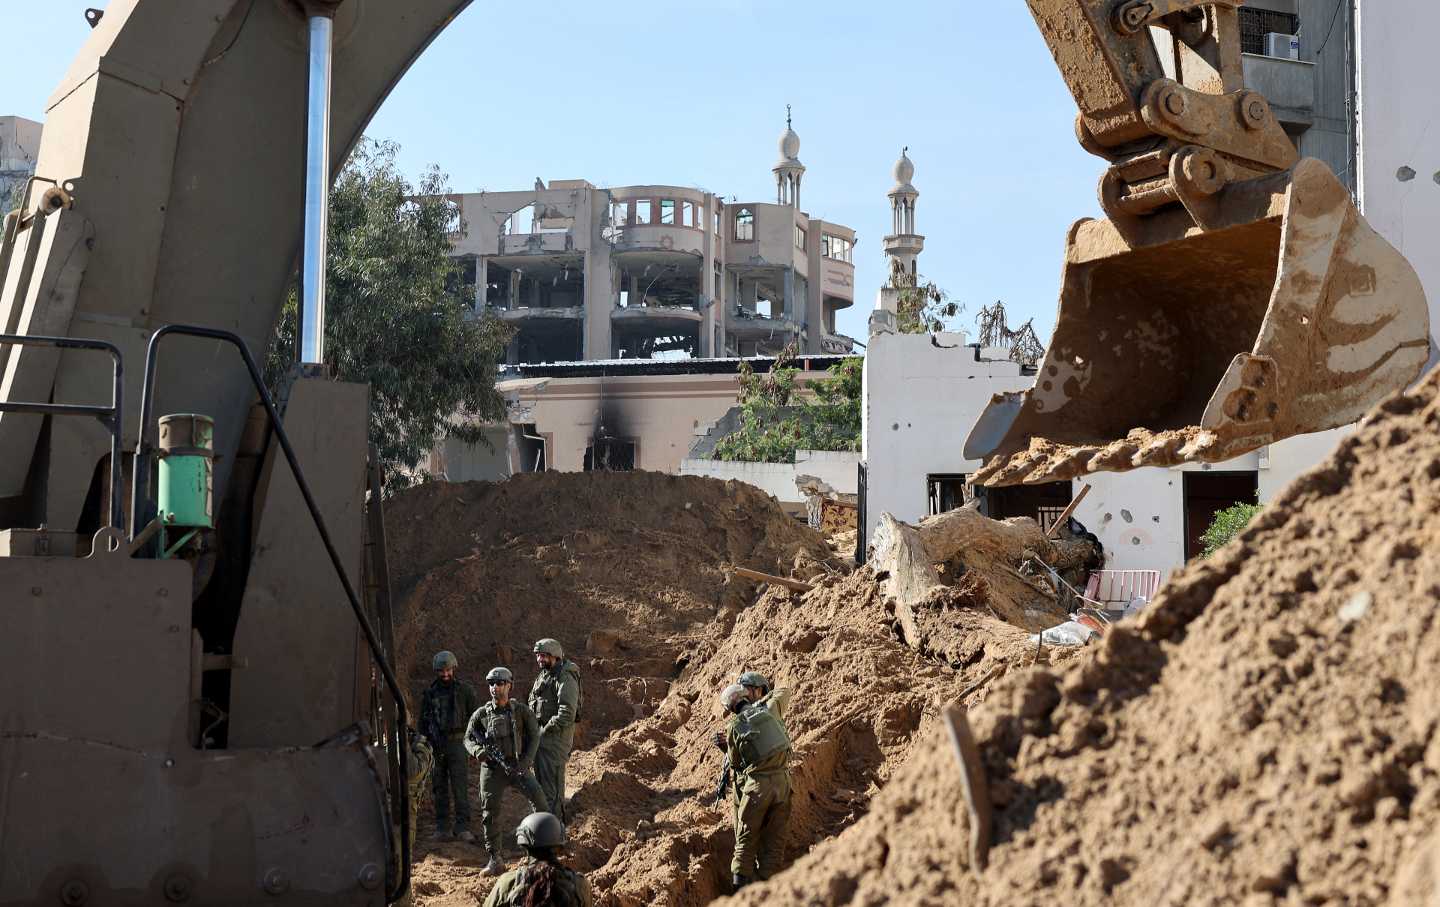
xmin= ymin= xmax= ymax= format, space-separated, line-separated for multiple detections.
xmin=967 ymin=0 xmax=1430 ymax=485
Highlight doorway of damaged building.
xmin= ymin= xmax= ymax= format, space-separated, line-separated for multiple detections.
xmin=1182 ymin=470 xmax=1259 ymax=560
xmin=975 ymin=479 xmax=1074 ymax=534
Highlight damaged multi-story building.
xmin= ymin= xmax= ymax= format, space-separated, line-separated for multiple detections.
xmin=446 ymin=113 xmax=858 ymax=362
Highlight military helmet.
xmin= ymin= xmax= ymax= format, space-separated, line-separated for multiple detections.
xmin=485 ymin=666 xmax=513 ymax=684
xmin=432 ymin=650 xmax=458 ymax=671
xmin=533 ymin=638 xmax=565 ymax=659
xmin=718 ymin=683 xmax=748 ymax=713
xmin=515 ymin=811 xmax=566 ymax=848
xmin=737 ymin=671 xmax=769 ymax=691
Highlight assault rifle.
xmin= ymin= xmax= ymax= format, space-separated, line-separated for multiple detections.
xmin=712 ymin=754 xmax=732 ymax=807
xmin=467 ymin=726 xmax=527 ymax=784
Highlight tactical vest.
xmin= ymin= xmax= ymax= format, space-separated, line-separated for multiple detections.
xmin=479 ymin=703 xmax=522 ymax=759
xmin=732 ymin=702 xmax=790 ymax=769
xmin=531 ymin=661 xmax=582 ymax=724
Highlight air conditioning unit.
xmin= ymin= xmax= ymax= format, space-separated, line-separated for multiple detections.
xmin=1265 ymin=32 xmax=1300 ymax=60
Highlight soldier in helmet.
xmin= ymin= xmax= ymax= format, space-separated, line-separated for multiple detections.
xmin=715 ymin=681 xmax=793 ymax=891
xmin=481 ymin=812 xmax=592 ymax=907
xmin=737 ymin=671 xmax=790 ymax=721
xmin=465 ymin=666 xmax=548 ymax=876
xmin=420 ymin=650 xmax=481 ymax=842
xmin=527 ymin=638 xmax=582 ymax=821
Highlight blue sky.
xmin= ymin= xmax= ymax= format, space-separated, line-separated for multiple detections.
xmin=1 ymin=0 xmax=1105 ymax=345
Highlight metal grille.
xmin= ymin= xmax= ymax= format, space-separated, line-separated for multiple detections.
xmin=1239 ymin=8 xmax=1301 ymax=55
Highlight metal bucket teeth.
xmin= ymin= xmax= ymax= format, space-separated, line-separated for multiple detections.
xmin=965 ymin=159 xmax=1430 ymax=488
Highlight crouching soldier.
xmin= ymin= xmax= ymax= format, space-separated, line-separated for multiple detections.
xmin=466 ymin=667 xmax=548 ymax=876
xmin=717 ymin=682 xmax=793 ymax=891
xmin=482 ymin=813 xmax=592 ymax=907
xmin=528 ymin=638 xmax=582 ymax=821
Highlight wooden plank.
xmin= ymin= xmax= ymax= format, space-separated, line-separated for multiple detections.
xmin=732 ymin=566 xmax=814 ymax=593
xmin=1044 ymin=482 xmax=1092 ymax=538
xmin=942 ymin=703 xmax=991 ymax=873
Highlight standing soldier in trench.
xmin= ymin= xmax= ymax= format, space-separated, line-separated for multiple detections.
xmin=395 ymin=725 xmax=434 ymax=907
xmin=421 ymin=650 xmax=481 ymax=842
xmin=465 ymin=666 xmax=549 ymax=876
xmin=528 ymin=638 xmax=582 ymax=821
xmin=737 ymin=671 xmax=790 ymax=720
xmin=715 ymin=682 xmax=793 ymax=891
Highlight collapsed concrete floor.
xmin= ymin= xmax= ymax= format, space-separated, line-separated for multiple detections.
xmin=387 ymin=357 xmax=1440 ymax=907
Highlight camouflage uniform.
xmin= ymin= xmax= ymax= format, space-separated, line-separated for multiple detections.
xmin=481 ymin=857 xmax=593 ymax=907
xmin=421 ymin=677 xmax=481 ymax=836
xmin=464 ymin=699 xmax=548 ymax=857
xmin=528 ymin=658 xmax=581 ymax=819
xmin=726 ymin=691 xmax=793 ymax=881
xmin=396 ymin=730 xmax=434 ymax=907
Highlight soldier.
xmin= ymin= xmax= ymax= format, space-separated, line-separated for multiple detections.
xmin=420 ymin=650 xmax=481 ymax=842
xmin=527 ymin=638 xmax=581 ymax=821
xmin=737 ymin=671 xmax=790 ymax=720
xmin=482 ymin=813 xmax=592 ymax=907
xmin=716 ymin=682 xmax=793 ymax=891
xmin=465 ymin=666 xmax=548 ymax=876
xmin=395 ymin=726 xmax=434 ymax=907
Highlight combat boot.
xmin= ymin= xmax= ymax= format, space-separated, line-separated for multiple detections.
xmin=732 ymin=874 xmax=750 ymax=891
xmin=484 ymin=855 xmax=506 ymax=876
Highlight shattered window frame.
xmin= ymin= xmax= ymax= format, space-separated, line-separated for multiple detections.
xmin=795 ymin=225 xmax=806 ymax=250
xmin=611 ymin=200 xmax=629 ymax=226
xmin=734 ymin=208 xmax=754 ymax=241
xmin=660 ymin=198 xmax=676 ymax=225
xmin=635 ymin=199 xmax=653 ymax=225
xmin=681 ymin=200 xmax=695 ymax=227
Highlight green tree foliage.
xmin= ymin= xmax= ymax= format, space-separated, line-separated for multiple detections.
xmin=1199 ymin=500 xmax=1263 ymax=558
xmin=267 ymin=138 xmax=512 ymax=489
xmin=713 ymin=344 xmax=862 ymax=462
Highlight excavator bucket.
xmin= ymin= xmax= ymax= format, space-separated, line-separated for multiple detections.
xmin=968 ymin=157 xmax=1430 ymax=486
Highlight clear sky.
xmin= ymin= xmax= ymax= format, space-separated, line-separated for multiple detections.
xmin=1 ymin=0 xmax=1107 ymax=347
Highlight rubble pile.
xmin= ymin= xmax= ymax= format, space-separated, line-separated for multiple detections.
xmin=732 ymin=368 xmax=1440 ymax=906
xmin=385 ymin=471 xmax=1048 ymax=906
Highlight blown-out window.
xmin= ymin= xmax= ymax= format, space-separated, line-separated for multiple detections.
xmin=734 ymin=208 xmax=754 ymax=241
xmin=660 ymin=199 xmax=676 ymax=225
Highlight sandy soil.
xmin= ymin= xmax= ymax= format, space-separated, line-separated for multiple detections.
xmin=726 ymin=367 xmax=1440 ymax=906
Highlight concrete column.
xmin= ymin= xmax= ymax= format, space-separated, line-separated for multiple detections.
xmin=583 ymin=246 xmax=613 ymax=361
xmin=783 ymin=267 xmax=795 ymax=323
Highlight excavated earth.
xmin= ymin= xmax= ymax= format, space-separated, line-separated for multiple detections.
xmin=727 ymin=368 xmax=1440 ymax=906
xmin=386 ymin=471 xmax=1045 ymax=906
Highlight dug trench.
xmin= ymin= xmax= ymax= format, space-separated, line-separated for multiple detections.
xmin=386 ymin=471 xmax=1059 ymax=906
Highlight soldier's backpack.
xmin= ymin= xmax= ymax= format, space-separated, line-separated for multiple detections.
xmin=504 ymin=861 xmax=585 ymax=906
xmin=732 ymin=703 xmax=791 ymax=769
xmin=565 ymin=659 xmax=583 ymax=726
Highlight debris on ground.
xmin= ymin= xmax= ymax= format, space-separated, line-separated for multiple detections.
xmin=728 ymin=366 xmax=1440 ymax=906
xmin=384 ymin=471 xmax=1048 ymax=906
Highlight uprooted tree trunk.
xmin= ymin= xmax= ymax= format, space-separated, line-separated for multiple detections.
xmin=871 ymin=502 xmax=1101 ymax=644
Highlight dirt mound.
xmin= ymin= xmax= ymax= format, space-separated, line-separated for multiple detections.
xmin=387 ymin=468 xmax=1048 ymax=906
xmin=575 ymin=569 xmax=1040 ymax=907
xmin=389 ymin=471 xmax=837 ymax=740
xmin=729 ymin=368 xmax=1440 ymax=906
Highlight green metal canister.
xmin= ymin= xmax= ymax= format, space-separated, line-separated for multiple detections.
xmin=157 ymin=414 xmax=214 ymax=529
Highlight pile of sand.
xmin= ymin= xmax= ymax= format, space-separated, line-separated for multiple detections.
xmin=729 ymin=369 xmax=1440 ymax=906
xmin=384 ymin=471 xmax=1046 ymax=906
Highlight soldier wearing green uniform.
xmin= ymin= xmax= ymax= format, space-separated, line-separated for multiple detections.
xmin=395 ymin=727 xmax=434 ymax=907
xmin=482 ymin=813 xmax=592 ymax=907
xmin=737 ymin=671 xmax=788 ymax=720
xmin=465 ymin=666 xmax=548 ymax=876
xmin=527 ymin=638 xmax=581 ymax=821
xmin=420 ymin=650 xmax=481 ymax=842
xmin=717 ymin=681 xmax=793 ymax=890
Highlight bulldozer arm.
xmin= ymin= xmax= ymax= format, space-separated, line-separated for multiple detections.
xmin=968 ymin=1 xmax=1431 ymax=485
xmin=968 ymin=159 xmax=1430 ymax=485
